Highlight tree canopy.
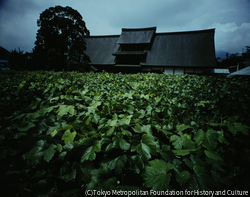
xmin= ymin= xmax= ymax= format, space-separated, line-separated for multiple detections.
xmin=33 ymin=6 xmax=90 ymax=71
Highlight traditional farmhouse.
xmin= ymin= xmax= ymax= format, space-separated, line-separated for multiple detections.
xmin=84 ymin=27 xmax=217 ymax=74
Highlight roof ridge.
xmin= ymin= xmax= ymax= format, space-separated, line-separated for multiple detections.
xmin=85 ymin=35 xmax=120 ymax=38
xmin=121 ymin=27 xmax=157 ymax=32
xmin=156 ymin=28 xmax=215 ymax=35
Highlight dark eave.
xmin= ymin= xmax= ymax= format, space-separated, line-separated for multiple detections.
xmin=113 ymin=51 xmax=147 ymax=56
xmin=114 ymin=64 xmax=141 ymax=68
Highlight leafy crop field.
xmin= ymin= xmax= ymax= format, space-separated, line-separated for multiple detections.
xmin=0 ymin=71 xmax=250 ymax=196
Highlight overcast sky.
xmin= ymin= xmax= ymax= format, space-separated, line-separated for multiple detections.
xmin=1 ymin=0 xmax=250 ymax=57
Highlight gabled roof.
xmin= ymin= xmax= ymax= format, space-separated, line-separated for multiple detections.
xmin=84 ymin=27 xmax=217 ymax=69
xmin=116 ymin=27 xmax=156 ymax=44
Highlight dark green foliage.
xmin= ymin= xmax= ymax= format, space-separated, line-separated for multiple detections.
xmin=33 ymin=6 xmax=90 ymax=71
xmin=8 ymin=48 xmax=32 ymax=70
xmin=0 ymin=71 xmax=250 ymax=196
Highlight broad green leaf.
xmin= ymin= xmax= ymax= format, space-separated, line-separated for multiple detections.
xmin=143 ymin=159 xmax=174 ymax=190
xmin=51 ymin=129 xmax=57 ymax=137
xmin=217 ymin=130 xmax=229 ymax=145
xmin=132 ymin=124 xmax=152 ymax=135
xmin=105 ymin=142 xmax=115 ymax=152
xmin=42 ymin=105 xmax=58 ymax=114
xmin=136 ymin=134 xmax=157 ymax=161
xmin=141 ymin=124 xmax=152 ymax=135
xmin=194 ymin=129 xmax=204 ymax=145
xmin=166 ymin=122 xmax=174 ymax=130
xmin=107 ymin=126 xmax=115 ymax=136
xmin=43 ymin=144 xmax=57 ymax=162
xmin=57 ymin=144 xmax=63 ymax=152
xmin=178 ymin=165 xmax=210 ymax=190
xmin=111 ymin=136 xmax=130 ymax=151
xmin=60 ymin=161 xmax=76 ymax=182
xmin=125 ymin=105 xmax=134 ymax=115
xmin=61 ymin=130 xmax=76 ymax=144
xmin=109 ymin=113 xmax=118 ymax=127
xmin=170 ymin=132 xmax=195 ymax=150
xmin=141 ymin=94 xmax=149 ymax=100
xmin=132 ymin=123 xmax=142 ymax=133
xmin=228 ymin=122 xmax=249 ymax=135
xmin=121 ymin=128 xmax=132 ymax=137
xmin=118 ymin=138 xmax=130 ymax=150
xmin=101 ymin=155 xmax=127 ymax=175
xmin=189 ymin=154 xmax=205 ymax=166
xmin=61 ymin=169 xmax=76 ymax=182
xmin=57 ymin=105 xmax=75 ymax=117
xmin=91 ymin=101 xmax=102 ymax=109
xmin=183 ymin=158 xmax=194 ymax=169
xmin=85 ymin=116 xmax=92 ymax=125
xmin=176 ymin=124 xmax=192 ymax=132
xmin=119 ymin=117 xmax=131 ymax=126
xmin=204 ymin=150 xmax=223 ymax=161
xmin=138 ymin=109 xmax=145 ymax=119
xmin=155 ymin=96 xmax=161 ymax=103
xmin=87 ymin=166 xmax=116 ymax=190
xmin=203 ymin=129 xmax=218 ymax=150
xmin=50 ymin=96 xmax=59 ymax=102
xmin=80 ymin=164 xmax=95 ymax=183
xmin=59 ymin=151 xmax=67 ymax=160
xmin=176 ymin=170 xmax=192 ymax=186
xmin=192 ymin=165 xmax=210 ymax=190
xmin=197 ymin=100 xmax=210 ymax=107
xmin=18 ymin=122 xmax=36 ymax=132
xmin=60 ymin=125 xmax=73 ymax=130
xmin=63 ymin=143 xmax=74 ymax=150
xmin=24 ymin=140 xmax=45 ymax=165
xmin=146 ymin=105 xmax=152 ymax=115
xmin=81 ymin=140 xmax=101 ymax=162
xmin=128 ymin=155 xmax=144 ymax=174
xmin=172 ymin=149 xmax=197 ymax=156
xmin=93 ymin=113 xmax=100 ymax=124
xmin=173 ymin=158 xmax=182 ymax=174
xmin=110 ymin=120 xmax=118 ymax=127
xmin=18 ymin=80 xmax=26 ymax=89
xmin=160 ymin=145 xmax=175 ymax=162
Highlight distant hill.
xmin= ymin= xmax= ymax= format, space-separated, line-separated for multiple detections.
xmin=0 ymin=46 xmax=10 ymax=60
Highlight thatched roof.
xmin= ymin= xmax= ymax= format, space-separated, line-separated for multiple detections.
xmin=84 ymin=35 xmax=119 ymax=65
xmin=142 ymin=29 xmax=216 ymax=67
xmin=84 ymin=27 xmax=217 ymax=70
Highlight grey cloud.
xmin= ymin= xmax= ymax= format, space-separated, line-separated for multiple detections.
xmin=0 ymin=0 xmax=250 ymax=54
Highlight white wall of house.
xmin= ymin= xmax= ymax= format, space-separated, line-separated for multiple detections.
xmin=163 ymin=67 xmax=212 ymax=75
xmin=164 ymin=68 xmax=185 ymax=75
xmin=164 ymin=68 xmax=174 ymax=74
xmin=174 ymin=68 xmax=184 ymax=75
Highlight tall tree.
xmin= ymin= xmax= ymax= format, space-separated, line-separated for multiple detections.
xmin=33 ymin=6 xmax=90 ymax=71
